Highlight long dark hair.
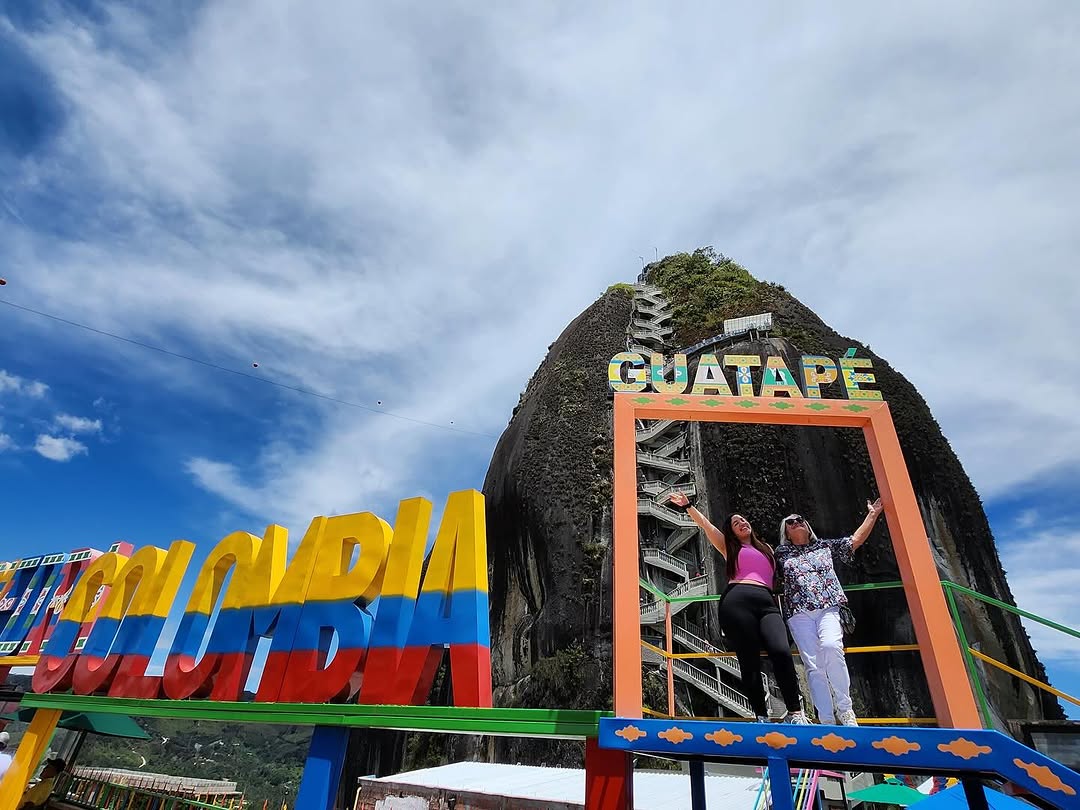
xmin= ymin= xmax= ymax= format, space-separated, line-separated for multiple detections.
xmin=721 ymin=512 xmax=775 ymax=581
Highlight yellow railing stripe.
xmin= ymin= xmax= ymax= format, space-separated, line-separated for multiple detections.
xmin=640 ymin=639 xmax=920 ymax=659
xmin=845 ymin=644 xmax=921 ymax=654
xmin=641 ymin=707 xmax=936 ymax=725
xmin=968 ymin=648 xmax=1080 ymax=708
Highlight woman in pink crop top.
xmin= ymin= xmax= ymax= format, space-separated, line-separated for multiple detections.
xmin=669 ymin=491 xmax=808 ymax=724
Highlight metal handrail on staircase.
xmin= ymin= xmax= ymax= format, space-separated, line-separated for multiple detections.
xmin=640 ymin=638 xmax=755 ymax=717
xmin=632 ymin=284 xmax=664 ymax=303
xmin=666 ymin=575 xmax=708 ymax=601
xmin=633 ymin=299 xmax=672 ymax=320
xmin=641 ymin=548 xmax=691 ymax=578
xmin=632 ymin=320 xmax=673 ymax=335
xmin=651 ymin=432 xmax=686 ymax=458
xmin=637 ymin=498 xmax=697 ymax=528
xmin=638 ymin=479 xmax=697 ymax=499
xmin=635 ymin=419 xmax=676 ymax=443
xmin=673 ymin=657 xmax=755 ymax=717
xmin=640 ymin=576 xmax=708 ymax=624
xmin=639 ymin=480 xmax=697 ymax=501
xmin=637 ymin=451 xmax=691 ymax=473
xmin=671 ymin=624 xmax=741 ymax=680
xmin=665 ymin=526 xmax=698 ymax=554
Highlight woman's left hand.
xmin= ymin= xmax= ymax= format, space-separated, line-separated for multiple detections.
xmin=867 ymin=498 xmax=883 ymax=518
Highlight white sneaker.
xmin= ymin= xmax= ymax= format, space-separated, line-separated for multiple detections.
xmin=783 ymin=710 xmax=812 ymax=725
xmin=837 ymin=709 xmax=858 ymax=727
xmin=756 ymin=716 xmax=769 ymax=724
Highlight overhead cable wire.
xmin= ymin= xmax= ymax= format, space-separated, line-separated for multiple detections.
xmin=0 ymin=297 xmax=496 ymax=439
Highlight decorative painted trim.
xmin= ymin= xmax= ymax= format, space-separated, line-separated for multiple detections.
xmin=658 ymin=727 xmax=693 ymax=744
xmin=872 ymin=736 xmax=921 ymax=755
xmin=813 ymin=733 xmax=856 ymax=753
xmin=938 ymin=737 xmax=992 ymax=760
xmin=598 ymin=717 xmax=1080 ymax=808
xmin=704 ymin=729 xmax=742 ymax=747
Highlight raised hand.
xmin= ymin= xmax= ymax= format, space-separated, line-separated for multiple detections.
xmin=867 ymin=498 xmax=883 ymax=517
xmin=668 ymin=491 xmax=690 ymax=508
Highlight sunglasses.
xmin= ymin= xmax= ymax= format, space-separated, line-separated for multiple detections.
xmin=784 ymin=515 xmax=805 ymax=526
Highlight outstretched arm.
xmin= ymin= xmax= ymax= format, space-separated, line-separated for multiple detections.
xmin=851 ymin=498 xmax=884 ymax=550
xmin=668 ymin=492 xmax=726 ymax=558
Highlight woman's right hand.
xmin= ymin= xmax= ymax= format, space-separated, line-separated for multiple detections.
xmin=668 ymin=491 xmax=690 ymax=508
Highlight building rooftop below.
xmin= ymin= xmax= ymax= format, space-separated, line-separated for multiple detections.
xmin=72 ymin=767 xmax=240 ymax=796
xmin=370 ymin=761 xmax=767 ymax=809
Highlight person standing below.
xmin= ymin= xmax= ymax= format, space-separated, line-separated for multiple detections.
xmin=775 ymin=499 xmax=884 ymax=726
xmin=18 ymin=757 xmax=66 ymax=809
xmin=668 ymin=492 xmax=809 ymax=724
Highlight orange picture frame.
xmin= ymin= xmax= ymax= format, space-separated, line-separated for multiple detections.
xmin=612 ymin=393 xmax=982 ymax=728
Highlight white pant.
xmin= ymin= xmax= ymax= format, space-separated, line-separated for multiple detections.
xmin=787 ymin=607 xmax=852 ymax=723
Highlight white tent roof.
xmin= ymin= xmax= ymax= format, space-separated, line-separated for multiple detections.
xmin=375 ymin=761 xmax=765 ymax=809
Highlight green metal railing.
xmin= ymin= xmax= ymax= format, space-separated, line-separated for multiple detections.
xmin=639 ymin=575 xmax=1080 ymax=728
xmin=941 ymin=579 xmax=1080 ymax=728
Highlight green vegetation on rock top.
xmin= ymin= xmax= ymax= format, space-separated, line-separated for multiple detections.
xmin=647 ymin=248 xmax=763 ymax=344
xmin=606 ymin=282 xmax=635 ymax=296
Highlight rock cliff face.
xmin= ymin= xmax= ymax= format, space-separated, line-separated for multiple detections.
xmin=486 ymin=286 xmax=633 ymax=702
xmin=342 ymin=250 xmax=1059 ymax=790
xmin=483 ymin=249 xmax=1059 ymax=744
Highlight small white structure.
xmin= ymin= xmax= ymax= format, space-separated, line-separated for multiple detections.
xmin=361 ymin=761 xmax=766 ymax=809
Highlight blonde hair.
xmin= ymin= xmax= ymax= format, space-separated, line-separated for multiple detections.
xmin=778 ymin=514 xmax=818 ymax=546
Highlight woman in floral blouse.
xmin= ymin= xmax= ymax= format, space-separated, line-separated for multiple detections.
xmin=774 ymin=499 xmax=884 ymax=726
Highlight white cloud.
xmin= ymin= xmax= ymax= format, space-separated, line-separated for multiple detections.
xmin=0 ymin=433 xmax=13 ymax=452
xmin=0 ymin=370 xmax=48 ymax=399
xmin=1000 ymin=528 xmax=1080 ymax=664
xmin=1 ymin=3 xmax=1079 ymax=521
xmin=185 ymin=408 xmax=457 ymax=533
xmin=53 ymin=413 xmax=103 ymax=434
xmin=33 ymin=435 xmax=89 ymax=462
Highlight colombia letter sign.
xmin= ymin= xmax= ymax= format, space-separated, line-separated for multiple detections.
xmin=9 ymin=490 xmax=490 ymax=708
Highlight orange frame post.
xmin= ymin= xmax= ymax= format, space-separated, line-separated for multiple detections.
xmin=612 ymin=393 xmax=981 ymax=728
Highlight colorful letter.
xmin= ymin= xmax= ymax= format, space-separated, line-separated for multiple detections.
xmin=649 ymin=353 xmax=689 ymax=395
xmin=0 ymin=554 xmax=65 ymax=656
xmin=392 ymin=490 xmax=492 ymax=707
xmin=840 ymin=356 xmax=883 ymax=400
xmin=161 ymin=530 xmax=269 ymax=700
xmin=690 ymin=354 xmax=733 ymax=397
xmin=71 ymin=541 xmax=194 ymax=696
xmin=724 ymin=355 xmax=762 ymax=397
xmin=276 ymin=513 xmax=392 ymax=703
xmin=358 ymin=498 xmax=433 ymax=705
xmin=20 ymin=549 xmax=101 ymax=659
xmin=201 ymin=525 xmax=288 ymax=702
xmin=801 ymin=356 xmax=839 ymax=399
xmin=759 ymin=356 xmax=804 ymax=398
xmin=32 ymin=551 xmax=128 ymax=693
xmin=608 ymin=352 xmax=647 ymax=393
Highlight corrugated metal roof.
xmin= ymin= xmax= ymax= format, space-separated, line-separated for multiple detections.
xmin=375 ymin=761 xmax=765 ymax=809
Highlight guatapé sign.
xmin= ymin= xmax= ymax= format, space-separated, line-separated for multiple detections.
xmin=0 ymin=490 xmax=490 ymax=707
xmin=608 ymin=351 xmax=883 ymax=400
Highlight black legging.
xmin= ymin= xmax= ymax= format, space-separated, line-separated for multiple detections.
xmin=719 ymin=583 xmax=802 ymax=717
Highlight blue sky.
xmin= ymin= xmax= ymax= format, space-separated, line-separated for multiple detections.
xmin=1 ymin=2 xmax=1078 ymax=719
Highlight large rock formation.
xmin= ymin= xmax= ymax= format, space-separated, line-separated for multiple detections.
xmin=484 ymin=249 xmax=1060 ymax=756
xmin=342 ymin=249 xmax=1060 ymax=791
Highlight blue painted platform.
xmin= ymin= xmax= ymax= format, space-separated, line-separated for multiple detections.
xmin=598 ymin=717 xmax=1080 ymax=809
